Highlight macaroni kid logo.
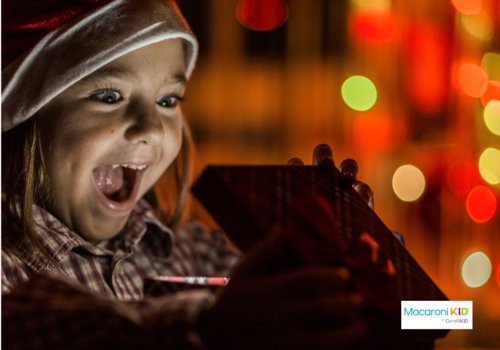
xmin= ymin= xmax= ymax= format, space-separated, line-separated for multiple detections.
xmin=401 ymin=301 xmax=473 ymax=330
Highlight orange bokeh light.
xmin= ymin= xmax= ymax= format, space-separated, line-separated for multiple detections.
xmin=355 ymin=9 xmax=396 ymax=43
xmin=353 ymin=114 xmax=406 ymax=152
xmin=458 ymin=63 xmax=488 ymax=97
xmin=466 ymin=185 xmax=497 ymax=223
xmin=481 ymin=81 xmax=500 ymax=107
xmin=447 ymin=160 xmax=482 ymax=198
xmin=452 ymin=0 xmax=482 ymax=15
xmin=236 ymin=0 xmax=289 ymax=31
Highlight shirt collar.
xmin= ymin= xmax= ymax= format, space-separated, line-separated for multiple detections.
xmin=20 ymin=199 xmax=173 ymax=273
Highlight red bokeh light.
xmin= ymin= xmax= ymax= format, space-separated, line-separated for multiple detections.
xmin=458 ymin=63 xmax=488 ymax=97
xmin=481 ymin=81 xmax=500 ymax=107
xmin=466 ymin=185 xmax=497 ymax=223
xmin=447 ymin=160 xmax=482 ymax=198
xmin=497 ymin=264 xmax=500 ymax=289
xmin=451 ymin=0 xmax=482 ymax=15
xmin=236 ymin=0 xmax=289 ymax=31
xmin=355 ymin=9 xmax=396 ymax=43
xmin=404 ymin=23 xmax=451 ymax=114
xmin=353 ymin=114 xmax=406 ymax=152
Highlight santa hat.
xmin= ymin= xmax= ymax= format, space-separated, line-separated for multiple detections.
xmin=1 ymin=0 xmax=198 ymax=132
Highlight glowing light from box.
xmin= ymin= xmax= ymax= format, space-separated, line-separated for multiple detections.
xmin=236 ymin=0 xmax=289 ymax=31
xmin=351 ymin=0 xmax=391 ymax=9
xmin=466 ymin=185 xmax=497 ymax=222
xmin=461 ymin=11 xmax=494 ymax=39
xmin=452 ymin=0 xmax=481 ymax=15
xmin=462 ymin=252 xmax=491 ymax=287
xmin=458 ymin=63 xmax=488 ymax=97
xmin=392 ymin=165 xmax=425 ymax=202
xmin=479 ymin=148 xmax=500 ymax=184
xmin=342 ymin=76 xmax=377 ymax=111
xmin=481 ymin=53 xmax=500 ymax=81
xmin=447 ymin=160 xmax=482 ymax=198
xmin=481 ymin=81 xmax=500 ymax=107
xmin=484 ymin=101 xmax=500 ymax=136
xmin=356 ymin=9 xmax=396 ymax=43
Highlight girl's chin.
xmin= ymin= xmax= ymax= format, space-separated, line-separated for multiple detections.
xmin=79 ymin=216 xmax=130 ymax=243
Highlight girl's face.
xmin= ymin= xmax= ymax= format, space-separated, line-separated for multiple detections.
xmin=38 ymin=39 xmax=186 ymax=243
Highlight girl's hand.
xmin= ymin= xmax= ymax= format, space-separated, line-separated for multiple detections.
xmin=197 ymin=232 xmax=368 ymax=350
xmin=287 ymin=144 xmax=374 ymax=209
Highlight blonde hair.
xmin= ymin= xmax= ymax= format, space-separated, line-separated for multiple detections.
xmin=1 ymin=116 xmax=192 ymax=258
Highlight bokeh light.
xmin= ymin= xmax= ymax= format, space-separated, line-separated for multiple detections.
xmin=461 ymin=11 xmax=494 ymax=39
xmin=497 ymin=264 xmax=500 ymax=289
xmin=458 ymin=63 xmax=488 ymax=97
xmin=447 ymin=160 xmax=482 ymax=198
xmin=466 ymin=185 xmax=497 ymax=222
xmin=479 ymin=148 xmax=500 ymax=184
xmin=481 ymin=81 xmax=500 ymax=107
xmin=484 ymin=100 xmax=500 ymax=136
xmin=405 ymin=24 xmax=449 ymax=113
xmin=236 ymin=0 xmax=289 ymax=31
xmin=341 ymin=76 xmax=377 ymax=111
xmin=351 ymin=0 xmax=391 ymax=9
xmin=462 ymin=252 xmax=491 ymax=287
xmin=452 ymin=0 xmax=482 ymax=15
xmin=356 ymin=9 xmax=396 ymax=43
xmin=353 ymin=114 xmax=405 ymax=152
xmin=481 ymin=53 xmax=500 ymax=81
xmin=392 ymin=165 xmax=426 ymax=202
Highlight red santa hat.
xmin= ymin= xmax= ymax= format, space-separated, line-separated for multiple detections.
xmin=1 ymin=0 xmax=197 ymax=132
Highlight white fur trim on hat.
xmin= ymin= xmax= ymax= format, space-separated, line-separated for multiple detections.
xmin=1 ymin=0 xmax=198 ymax=132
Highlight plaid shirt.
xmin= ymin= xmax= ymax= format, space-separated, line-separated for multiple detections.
xmin=2 ymin=199 xmax=242 ymax=349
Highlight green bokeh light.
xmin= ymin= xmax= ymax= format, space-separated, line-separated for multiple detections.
xmin=341 ymin=76 xmax=377 ymax=111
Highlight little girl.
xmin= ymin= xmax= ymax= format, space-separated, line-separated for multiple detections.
xmin=2 ymin=0 xmax=370 ymax=348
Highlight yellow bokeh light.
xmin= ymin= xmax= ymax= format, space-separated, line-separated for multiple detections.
xmin=392 ymin=165 xmax=426 ymax=202
xmin=484 ymin=100 xmax=500 ymax=135
xmin=461 ymin=11 xmax=494 ymax=39
xmin=351 ymin=0 xmax=391 ymax=9
xmin=479 ymin=148 xmax=500 ymax=184
xmin=462 ymin=252 xmax=491 ymax=288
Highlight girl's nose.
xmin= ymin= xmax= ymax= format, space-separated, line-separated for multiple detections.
xmin=124 ymin=99 xmax=164 ymax=145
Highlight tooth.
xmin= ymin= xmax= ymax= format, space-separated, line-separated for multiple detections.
xmin=111 ymin=164 xmax=120 ymax=169
xmin=120 ymin=164 xmax=128 ymax=168
xmin=137 ymin=165 xmax=147 ymax=170
xmin=128 ymin=164 xmax=138 ymax=170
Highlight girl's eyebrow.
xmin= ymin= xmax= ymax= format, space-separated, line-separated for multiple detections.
xmin=79 ymin=66 xmax=137 ymax=85
xmin=79 ymin=66 xmax=187 ymax=88
xmin=166 ymin=73 xmax=187 ymax=86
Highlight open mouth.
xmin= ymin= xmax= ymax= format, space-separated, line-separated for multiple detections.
xmin=92 ymin=163 xmax=147 ymax=209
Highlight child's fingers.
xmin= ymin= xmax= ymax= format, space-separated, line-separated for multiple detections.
xmin=286 ymin=293 xmax=364 ymax=325
xmin=281 ymin=318 xmax=369 ymax=350
xmin=262 ymin=267 xmax=353 ymax=298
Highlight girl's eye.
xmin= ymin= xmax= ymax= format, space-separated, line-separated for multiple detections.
xmin=93 ymin=90 xmax=122 ymax=103
xmin=156 ymin=95 xmax=185 ymax=108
